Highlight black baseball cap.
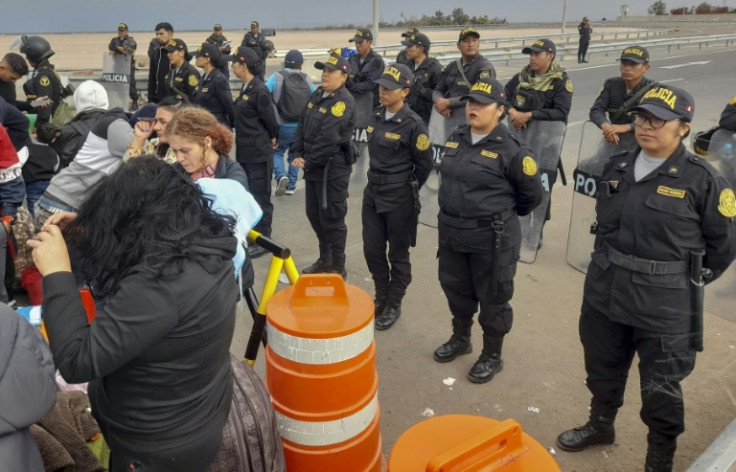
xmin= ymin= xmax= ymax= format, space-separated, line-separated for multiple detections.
xmin=374 ymin=63 xmax=413 ymax=90
xmin=522 ymin=38 xmax=556 ymax=55
xmin=402 ymin=33 xmax=430 ymax=49
xmin=631 ymin=85 xmax=695 ymax=122
xmin=619 ymin=45 xmax=649 ymax=64
xmin=401 ymin=27 xmax=420 ymax=38
xmin=251 ymin=21 xmax=259 ymax=28
xmin=349 ymin=28 xmax=373 ymax=43
xmin=213 ymin=23 xmax=222 ymax=31
xmin=163 ymin=38 xmax=187 ymax=53
xmin=197 ymin=43 xmax=221 ymax=61
xmin=314 ymin=51 xmax=350 ymax=73
xmin=118 ymin=23 xmax=128 ymax=31
xmin=284 ymin=49 xmax=304 ymax=67
xmin=461 ymin=77 xmax=506 ymax=105
xmin=458 ymin=27 xmax=480 ymax=41
xmin=232 ymin=46 xmax=259 ymax=66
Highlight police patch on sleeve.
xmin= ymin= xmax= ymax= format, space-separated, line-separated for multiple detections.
xmin=39 ymin=76 xmax=50 ymax=87
xmin=416 ymin=134 xmax=430 ymax=151
xmin=188 ymin=75 xmax=198 ymax=87
xmin=479 ymin=70 xmax=490 ymax=79
xmin=565 ymin=80 xmax=573 ymax=93
xmin=718 ymin=188 xmax=736 ymax=218
xmin=331 ymin=101 xmax=346 ymax=117
xmin=522 ymin=156 xmax=538 ymax=176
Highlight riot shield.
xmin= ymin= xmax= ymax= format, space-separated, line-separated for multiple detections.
xmin=101 ymin=53 xmax=131 ymax=111
xmin=514 ymin=120 xmax=567 ymax=263
xmin=703 ymin=129 xmax=736 ymax=322
xmin=349 ymin=91 xmax=375 ymax=193
xmin=418 ymin=145 xmax=443 ymax=227
xmin=428 ymin=107 xmax=466 ymax=146
xmin=566 ymin=121 xmax=638 ymax=273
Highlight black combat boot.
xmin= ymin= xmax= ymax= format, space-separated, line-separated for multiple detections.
xmin=375 ymin=293 xmax=403 ymax=331
xmin=556 ymin=405 xmax=616 ymax=452
xmin=302 ymin=256 xmax=332 ymax=274
xmin=433 ymin=319 xmax=473 ymax=363
xmin=467 ymin=334 xmax=504 ymax=383
xmin=328 ymin=253 xmax=347 ymax=279
xmin=644 ymin=434 xmax=676 ymax=472
xmin=373 ymin=287 xmax=388 ymax=321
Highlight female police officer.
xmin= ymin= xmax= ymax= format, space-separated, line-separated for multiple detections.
xmin=433 ymin=76 xmax=543 ymax=383
xmin=362 ymin=63 xmax=433 ymax=330
xmin=556 ymin=85 xmax=736 ymax=471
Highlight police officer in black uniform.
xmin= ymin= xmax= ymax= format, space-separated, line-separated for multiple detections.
xmin=231 ymin=47 xmax=280 ymax=256
xmin=19 ymin=35 xmax=62 ymax=127
xmin=401 ymin=32 xmax=443 ymax=125
xmin=363 ymin=63 xmax=433 ymax=330
xmin=577 ymin=16 xmax=592 ymax=63
xmin=292 ymin=51 xmax=356 ymax=278
xmin=433 ymin=77 xmax=543 ymax=384
xmin=241 ymin=21 xmax=267 ymax=81
xmin=396 ymin=27 xmax=420 ymax=65
xmin=556 ymin=85 xmax=736 ymax=472
xmin=109 ymin=23 xmax=139 ymax=109
xmin=590 ymin=46 xmax=654 ymax=145
xmin=347 ymin=28 xmax=385 ymax=108
xmin=432 ymin=28 xmax=495 ymax=120
xmin=205 ymin=23 xmax=232 ymax=79
xmin=193 ymin=43 xmax=234 ymax=127
xmin=163 ymin=39 xmax=200 ymax=102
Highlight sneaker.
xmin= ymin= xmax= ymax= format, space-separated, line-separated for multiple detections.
xmin=285 ymin=187 xmax=296 ymax=195
xmin=275 ymin=176 xmax=288 ymax=196
xmin=247 ymin=244 xmax=269 ymax=259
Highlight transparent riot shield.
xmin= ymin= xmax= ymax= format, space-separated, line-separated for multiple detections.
xmin=101 ymin=53 xmax=131 ymax=111
xmin=418 ymin=144 xmax=443 ymax=227
xmin=514 ymin=120 xmax=567 ymax=263
xmin=703 ymin=128 xmax=736 ymax=322
xmin=566 ymin=121 xmax=638 ymax=273
xmin=349 ymin=92 xmax=374 ymax=193
xmin=428 ymin=107 xmax=466 ymax=146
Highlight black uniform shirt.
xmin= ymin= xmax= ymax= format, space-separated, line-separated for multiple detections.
xmin=293 ymin=86 xmax=356 ymax=181
xmin=193 ymin=69 xmax=235 ymax=127
xmin=205 ymin=34 xmax=231 ymax=54
xmin=347 ymin=49 xmax=385 ymax=96
xmin=504 ymin=71 xmax=573 ymax=122
xmin=241 ymin=32 xmax=266 ymax=60
xmin=108 ymin=36 xmax=137 ymax=56
xmin=233 ymin=78 xmax=279 ymax=163
xmin=589 ymin=77 xmax=654 ymax=128
xmin=578 ymin=22 xmax=592 ymax=40
xmin=23 ymin=61 xmax=62 ymax=124
xmin=164 ymin=62 xmax=200 ymax=102
xmin=587 ymin=145 xmax=736 ymax=332
xmin=433 ymin=55 xmax=495 ymax=108
xmin=719 ymin=96 xmax=736 ymax=131
xmin=365 ymin=105 xmax=433 ymax=211
xmin=406 ymin=57 xmax=443 ymax=124
xmin=147 ymin=41 xmax=171 ymax=103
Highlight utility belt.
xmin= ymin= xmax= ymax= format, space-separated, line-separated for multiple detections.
xmin=605 ymin=244 xmax=689 ymax=275
xmin=438 ymin=209 xmax=515 ymax=229
xmin=367 ymin=171 xmax=412 ymax=185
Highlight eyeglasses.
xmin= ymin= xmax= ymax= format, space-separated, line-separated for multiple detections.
xmin=632 ymin=113 xmax=667 ymax=129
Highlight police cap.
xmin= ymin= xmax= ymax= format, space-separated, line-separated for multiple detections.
xmin=522 ymin=38 xmax=556 ymax=55
xmin=251 ymin=21 xmax=259 ymax=28
xmin=401 ymin=27 xmax=420 ymax=38
xmin=461 ymin=77 xmax=507 ymax=105
xmin=374 ymin=63 xmax=413 ymax=90
xmin=458 ymin=27 xmax=480 ymax=41
xmin=118 ymin=23 xmax=128 ymax=31
xmin=232 ymin=47 xmax=259 ymax=66
xmin=402 ymin=33 xmax=430 ymax=49
xmin=197 ymin=43 xmax=221 ymax=61
xmin=214 ymin=23 xmax=222 ymax=31
xmin=631 ymin=85 xmax=695 ymax=122
xmin=349 ymin=28 xmax=373 ymax=43
xmin=163 ymin=39 xmax=191 ymax=60
xmin=314 ymin=51 xmax=350 ymax=73
xmin=619 ymin=45 xmax=649 ymax=64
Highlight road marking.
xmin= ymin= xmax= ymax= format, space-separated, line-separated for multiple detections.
xmin=658 ymin=78 xmax=685 ymax=84
xmin=659 ymin=61 xmax=711 ymax=69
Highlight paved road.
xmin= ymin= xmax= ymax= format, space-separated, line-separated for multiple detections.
xmin=237 ymin=43 xmax=736 ymax=472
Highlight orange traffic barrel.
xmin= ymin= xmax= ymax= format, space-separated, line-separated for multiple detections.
xmin=389 ymin=415 xmax=561 ymax=472
xmin=266 ymin=274 xmax=382 ymax=472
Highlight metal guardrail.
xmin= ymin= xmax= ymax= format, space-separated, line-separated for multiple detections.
xmin=685 ymin=417 xmax=736 ymax=472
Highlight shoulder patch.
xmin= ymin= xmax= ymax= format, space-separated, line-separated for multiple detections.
xmin=39 ymin=76 xmax=50 ymax=87
xmin=479 ymin=70 xmax=490 ymax=79
xmin=307 ymin=102 xmax=314 ymax=109
xmin=522 ymin=156 xmax=538 ymax=176
xmin=188 ymin=75 xmax=198 ymax=87
xmin=331 ymin=101 xmax=346 ymax=117
xmin=718 ymin=188 xmax=736 ymax=218
xmin=416 ymin=134 xmax=430 ymax=151
xmin=444 ymin=141 xmax=459 ymax=149
xmin=565 ymin=79 xmax=573 ymax=93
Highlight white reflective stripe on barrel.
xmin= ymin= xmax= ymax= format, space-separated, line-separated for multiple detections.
xmin=267 ymin=320 xmax=374 ymax=365
xmin=276 ymin=394 xmax=378 ymax=446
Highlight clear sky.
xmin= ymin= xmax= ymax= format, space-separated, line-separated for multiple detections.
xmin=0 ymin=0 xmax=731 ymax=33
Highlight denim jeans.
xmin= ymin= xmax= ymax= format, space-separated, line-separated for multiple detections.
xmin=272 ymin=124 xmax=299 ymax=189
xmin=25 ymin=180 xmax=50 ymax=218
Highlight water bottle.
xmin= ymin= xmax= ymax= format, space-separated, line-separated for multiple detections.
xmin=719 ymin=142 xmax=734 ymax=162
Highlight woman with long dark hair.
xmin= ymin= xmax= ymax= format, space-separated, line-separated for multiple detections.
xmin=28 ymin=157 xmax=238 ymax=472
xmin=124 ymin=95 xmax=189 ymax=164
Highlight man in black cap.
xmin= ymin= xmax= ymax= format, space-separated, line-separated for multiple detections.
xmin=590 ymin=45 xmax=654 ymax=144
xmin=401 ymin=32 xmax=442 ymax=125
xmin=241 ymin=21 xmax=267 ymax=80
xmin=205 ymin=24 xmax=232 ymax=78
xmin=163 ymin=38 xmax=200 ymax=102
xmin=109 ymin=23 xmax=139 ymax=110
xmin=347 ymin=28 xmax=385 ymax=109
xmin=432 ymin=28 xmax=495 ymax=121
xmin=232 ymin=46 xmax=280 ymax=257
xmin=578 ymin=16 xmax=592 ymax=63
xmin=147 ymin=22 xmax=174 ymax=103
xmin=362 ymin=63 xmax=433 ymax=330
xmin=291 ymin=50 xmax=356 ymax=278
xmin=396 ymin=27 xmax=420 ymax=65
xmin=0 ymin=53 xmax=29 ymax=109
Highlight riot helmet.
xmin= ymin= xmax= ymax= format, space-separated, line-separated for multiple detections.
xmin=20 ymin=35 xmax=55 ymax=64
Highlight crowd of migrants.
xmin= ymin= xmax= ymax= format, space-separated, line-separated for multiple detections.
xmin=0 ymin=17 xmax=734 ymax=472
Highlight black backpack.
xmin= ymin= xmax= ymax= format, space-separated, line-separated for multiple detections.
xmin=276 ymin=71 xmax=311 ymax=122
